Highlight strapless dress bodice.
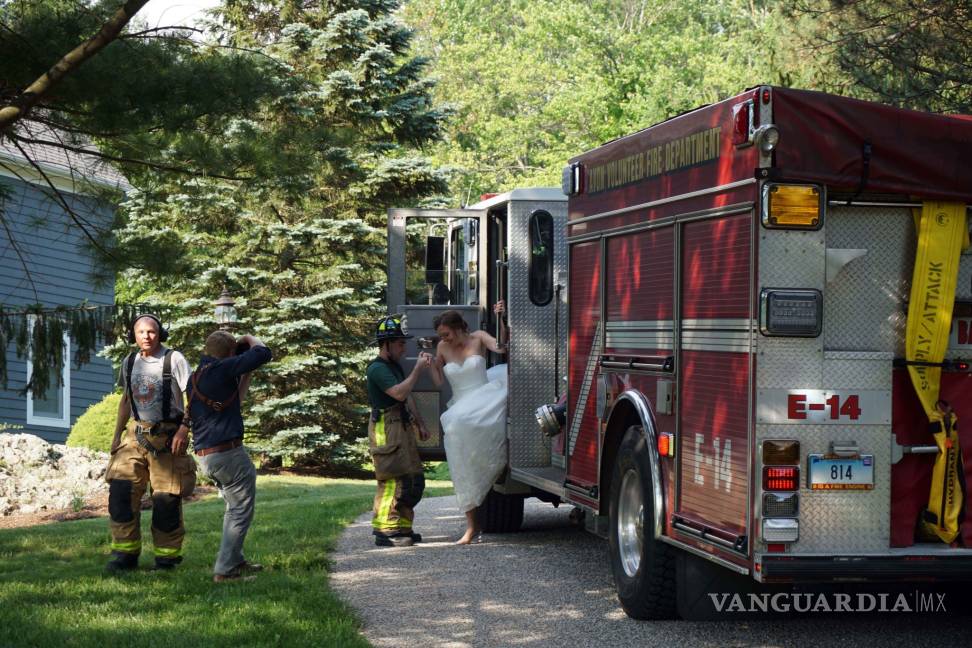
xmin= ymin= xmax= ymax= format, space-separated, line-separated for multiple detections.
xmin=443 ymin=355 xmax=488 ymax=406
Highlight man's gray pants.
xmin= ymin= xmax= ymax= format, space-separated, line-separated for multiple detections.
xmin=197 ymin=445 xmax=257 ymax=575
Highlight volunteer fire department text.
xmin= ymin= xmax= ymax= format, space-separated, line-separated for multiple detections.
xmin=586 ymin=126 xmax=721 ymax=193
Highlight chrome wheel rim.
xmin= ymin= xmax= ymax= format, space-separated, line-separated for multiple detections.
xmin=617 ymin=468 xmax=644 ymax=578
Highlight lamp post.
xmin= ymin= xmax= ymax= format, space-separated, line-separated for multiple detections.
xmin=214 ymin=287 xmax=238 ymax=330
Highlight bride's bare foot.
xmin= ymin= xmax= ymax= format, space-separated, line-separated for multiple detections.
xmin=456 ymin=529 xmax=482 ymax=545
xmin=456 ymin=526 xmax=483 ymax=544
xmin=456 ymin=510 xmax=482 ymax=544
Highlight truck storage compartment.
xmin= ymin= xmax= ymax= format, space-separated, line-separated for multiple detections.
xmin=890 ymin=369 xmax=972 ymax=547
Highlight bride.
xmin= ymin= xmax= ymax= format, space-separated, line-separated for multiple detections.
xmin=429 ymin=307 xmax=508 ymax=544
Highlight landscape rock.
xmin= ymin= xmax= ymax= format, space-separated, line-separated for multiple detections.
xmin=0 ymin=433 xmax=108 ymax=516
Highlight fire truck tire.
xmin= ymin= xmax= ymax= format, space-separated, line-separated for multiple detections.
xmin=477 ymin=489 xmax=524 ymax=533
xmin=608 ymin=425 xmax=676 ymax=620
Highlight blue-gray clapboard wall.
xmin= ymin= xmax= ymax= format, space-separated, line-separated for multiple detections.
xmin=0 ymin=153 xmax=121 ymax=443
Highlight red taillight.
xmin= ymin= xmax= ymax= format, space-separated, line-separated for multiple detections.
xmin=766 ymin=543 xmax=787 ymax=553
xmin=732 ymin=100 xmax=751 ymax=146
xmin=762 ymin=88 xmax=771 ymax=104
xmin=763 ymin=466 xmax=799 ymax=491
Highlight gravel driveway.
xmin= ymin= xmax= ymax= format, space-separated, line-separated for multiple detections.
xmin=331 ymin=496 xmax=971 ymax=648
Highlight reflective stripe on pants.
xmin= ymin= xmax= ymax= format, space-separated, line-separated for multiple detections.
xmin=372 ymin=476 xmax=415 ymax=533
xmin=105 ymin=424 xmax=195 ymax=556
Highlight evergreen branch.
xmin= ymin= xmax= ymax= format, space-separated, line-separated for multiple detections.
xmin=119 ymin=29 xmax=292 ymax=70
xmin=0 ymin=303 xmax=114 ymax=317
xmin=11 ymin=134 xmax=254 ymax=182
xmin=0 ymin=0 xmax=152 ymax=133
xmin=0 ymin=19 xmax=44 ymax=66
xmin=120 ymin=26 xmax=205 ymax=39
xmin=28 ymin=112 xmax=165 ymax=139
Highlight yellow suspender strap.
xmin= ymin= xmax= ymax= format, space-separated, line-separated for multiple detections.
xmin=906 ymin=201 xmax=968 ymax=543
xmin=905 ymin=202 xmax=967 ymax=418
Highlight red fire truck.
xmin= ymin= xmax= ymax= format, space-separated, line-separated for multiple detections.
xmin=388 ymin=86 xmax=972 ymax=619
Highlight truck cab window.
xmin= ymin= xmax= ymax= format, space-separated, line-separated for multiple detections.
xmin=528 ymin=209 xmax=554 ymax=306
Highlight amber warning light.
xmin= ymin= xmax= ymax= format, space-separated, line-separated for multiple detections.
xmin=658 ymin=432 xmax=674 ymax=457
xmin=762 ymin=183 xmax=823 ymax=229
xmin=762 ymin=439 xmax=800 ymax=465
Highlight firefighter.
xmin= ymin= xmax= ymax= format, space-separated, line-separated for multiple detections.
xmin=367 ymin=314 xmax=432 ymax=547
xmin=104 ymin=314 xmax=195 ymax=571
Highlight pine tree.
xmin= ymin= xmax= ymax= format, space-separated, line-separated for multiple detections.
xmin=111 ymin=0 xmax=449 ymax=468
xmin=0 ymin=0 xmax=289 ymax=384
xmin=793 ymin=0 xmax=972 ymax=113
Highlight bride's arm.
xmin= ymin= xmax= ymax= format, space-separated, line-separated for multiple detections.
xmin=429 ymin=343 xmax=445 ymax=386
xmin=474 ymin=330 xmax=506 ymax=355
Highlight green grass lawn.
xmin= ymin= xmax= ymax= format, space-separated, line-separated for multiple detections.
xmin=0 ymin=475 xmax=453 ymax=648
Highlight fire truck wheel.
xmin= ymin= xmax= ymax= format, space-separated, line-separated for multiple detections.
xmin=477 ymin=489 xmax=524 ymax=533
xmin=608 ymin=425 xmax=676 ymax=620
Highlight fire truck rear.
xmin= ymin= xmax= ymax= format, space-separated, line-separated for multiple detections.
xmin=388 ymin=86 xmax=972 ymax=619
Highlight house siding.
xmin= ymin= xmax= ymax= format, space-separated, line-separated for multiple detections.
xmin=0 ymin=175 xmax=115 ymax=443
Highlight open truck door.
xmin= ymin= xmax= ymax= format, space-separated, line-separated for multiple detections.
xmin=386 ymin=207 xmax=487 ymax=460
xmin=388 ymin=191 xmax=569 ymax=532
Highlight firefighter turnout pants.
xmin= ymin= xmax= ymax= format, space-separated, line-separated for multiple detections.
xmin=369 ymin=405 xmax=425 ymax=536
xmin=105 ymin=420 xmax=197 ymax=561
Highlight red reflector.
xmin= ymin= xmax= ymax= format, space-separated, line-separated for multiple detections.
xmin=732 ymin=101 xmax=751 ymax=146
xmin=763 ymin=466 xmax=799 ymax=491
xmin=762 ymin=88 xmax=771 ymax=104
xmin=766 ymin=543 xmax=786 ymax=553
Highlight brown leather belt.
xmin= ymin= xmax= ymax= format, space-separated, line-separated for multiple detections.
xmin=195 ymin=438 xmax=243 ymax=457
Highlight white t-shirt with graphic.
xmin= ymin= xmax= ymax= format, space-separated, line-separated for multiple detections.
xmin=119 ymin=346 xmax=191 ymax=423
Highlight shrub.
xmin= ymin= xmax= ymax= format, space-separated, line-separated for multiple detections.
xmin=67 ymin=392 xmax=121 ymax=453
xmin=426 ymin=461 xmax=451 ymax=481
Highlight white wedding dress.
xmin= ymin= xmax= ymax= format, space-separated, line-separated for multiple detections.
xmin=441 ymin=356 xmax=508 ymax=513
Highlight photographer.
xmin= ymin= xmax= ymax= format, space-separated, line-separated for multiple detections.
xmin=186 ymin=331 xmax=272 ymax=582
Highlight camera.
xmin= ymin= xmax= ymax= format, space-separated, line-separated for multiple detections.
xmin=235 ymin=340 xmax=251 ymax=355
xmin=417 ymin=336 xmax=438 ymax=350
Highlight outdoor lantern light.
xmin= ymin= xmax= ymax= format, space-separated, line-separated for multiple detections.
xmin=214 ymin=287 xmax=238 ymax=329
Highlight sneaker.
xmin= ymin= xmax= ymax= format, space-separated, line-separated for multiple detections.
xmin=105 ymin=552 xmax=139 ymax=572
xmin=213 ymin=571 xmax=257 ymax=583
xmin=374 ymin=533 xmax=414 ymax=547
xmin=236 ymin=561 xmax=264 ymax=573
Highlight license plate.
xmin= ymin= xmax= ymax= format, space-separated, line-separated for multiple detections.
xmin=807 ymin=454 xmax=874 ymax=490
